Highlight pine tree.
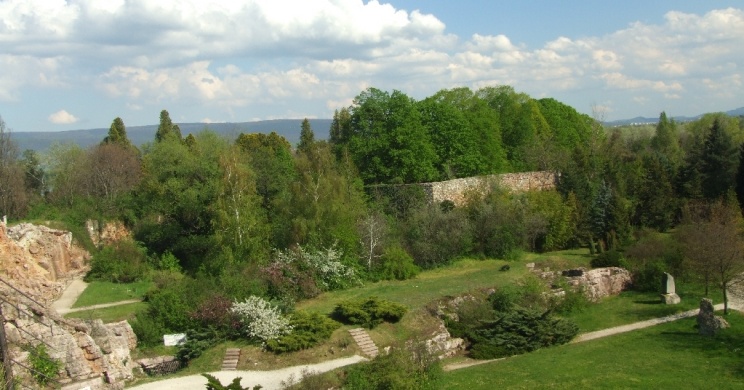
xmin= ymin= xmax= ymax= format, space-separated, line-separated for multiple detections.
xmin=650 ymin=111 xmax=682 ymax=168
xmin=155 ymin=110 xmax=182 ymax=142
xmin=701 ymin=118 xmax=739 ymax=200
xmin=103 ymin=117 xmax=132 ymax=147
xmin=297 ymin=118 xmax=315 ymax=153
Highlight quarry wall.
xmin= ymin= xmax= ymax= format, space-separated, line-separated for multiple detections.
xmin=419 ymin=171 xmax=558 ymax=206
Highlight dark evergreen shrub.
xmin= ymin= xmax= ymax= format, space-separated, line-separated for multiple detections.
xmin=265 ymin=311 xmax=340 ymax=353
xmin=332 ymin=297 xmax=407 ymax=329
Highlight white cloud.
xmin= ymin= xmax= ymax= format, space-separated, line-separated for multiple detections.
xmin=48 ymin=110 xmax=79 ymax=124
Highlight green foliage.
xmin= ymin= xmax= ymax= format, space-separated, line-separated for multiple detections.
xmin=590 ymin=249 xmax=624 ymax=268
xmin=347 ymin=88 xmax=438 ymax=184
xmin=86 ymin=240 xmax=150 ymax=283
xmin=177 ymin=329 xmax=221 ymax=363
xmin=202 ymin=374 xmax=262 ymax=390
xmin=26 ymin=344 xmax=62 ymax=387
xmin=332 ymin=297 xmax=407 ymax=329
xmin=155 ymin=109 xmax=182 ymax=142
xmin=467 ymin=189 xmax=525 ymax=259
xmin=402 ymin=204 xmax=472 ymax=268
xmin=343 ymin=343 xmax=442 ymax=390
xmin=377 ymin=246 xmax=419 ymax=281
xmin=265 ymin=311 xmax=341 ymax=353
xmin=701 ymin=118 xmax=740 ymax=200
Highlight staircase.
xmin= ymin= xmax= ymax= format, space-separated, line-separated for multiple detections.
xmin=221 ymin=348 xmax=241 ymax=371
xmin=348 ymin=328 xmax=379 ymax=358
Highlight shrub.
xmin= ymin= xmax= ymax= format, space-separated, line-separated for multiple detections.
xmin=403 ymin=205 xmax=472 ymax=268
xmin=265 ymin=311 xmax=340 ymax=353
xmin=26 ymin=344 xmax=62 ymax=387
xmin=332 ymin=297 xmax=407 ymax=329
xmin=377 ymin=246 xmax=419 ymax=281
xmin=590 ymin=249 xmax=624 ymax=268
xmin=86 ymin=239 xmax=150 ymax=283
xmin=189 ymin=294 xmax=242 ymax=338
xmin=343 ymin=342 xmax=441 ymax=390
xmin=203 ymin=374 xmax=262 ymax=390
xmin=468 ymin=307 xmax=579 ymax=359
xmin=130 ymin=314 xmax=166 ymax=347
xmin=231 ymin=296 xmax=292 ymax=343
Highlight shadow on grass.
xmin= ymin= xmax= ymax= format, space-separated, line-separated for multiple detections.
xmin=633 ymin=299 xmax=662 ymax=305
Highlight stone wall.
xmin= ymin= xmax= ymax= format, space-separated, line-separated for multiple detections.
xmin=419 ymin=171 xmax=558 ymax=206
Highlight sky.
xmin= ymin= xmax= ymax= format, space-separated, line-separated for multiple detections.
xmin=1 ymin=0 xmax=743 ymax=132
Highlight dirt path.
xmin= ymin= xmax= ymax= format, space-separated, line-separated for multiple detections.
xmin=125 ymin=355 xmax=367 ymax=390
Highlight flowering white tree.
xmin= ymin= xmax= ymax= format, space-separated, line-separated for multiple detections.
xmin=230 ymin=296 xmax=292 ymax=343
xmin=273 ymin=244 xmax=357 ymax=290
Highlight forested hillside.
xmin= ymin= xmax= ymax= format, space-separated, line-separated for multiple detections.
xmin=1 ymin=84 xmax=744 ymax=362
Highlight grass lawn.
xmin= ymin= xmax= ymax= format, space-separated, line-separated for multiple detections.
xmin=567 ymin=284 xmax=724 ymax=333
xmin=72 ymin=280 xmax=153 ymax=308
xmin=441 ymin=311 xmax=744 ymax=389
xmin=65 ymin=302 xmax=148 ymax=323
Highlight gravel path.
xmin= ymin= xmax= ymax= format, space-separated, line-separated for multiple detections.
xmin=125 ymin=355 xmax=367 ymax=390
xmin=51 ymin=278 xmax=88 ymax=314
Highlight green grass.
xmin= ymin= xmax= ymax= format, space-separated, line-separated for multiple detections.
xmin=298 ymin=258 xmax=528 ymax=314
xmin=65 ymin=302 xmax=148 ymax=323
xmin=72 ymin=280 xmax=153 ymax=308
xmin=441 ymin=312 xmax=744 ymax=389
xmin=567 ymin=283 xmax=724 ymax=333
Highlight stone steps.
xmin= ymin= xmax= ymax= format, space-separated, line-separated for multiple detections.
xmin=348 ymin=328 xmax=379 ymax=358
xmin=221 ymin=348 xmax=241 ymax=371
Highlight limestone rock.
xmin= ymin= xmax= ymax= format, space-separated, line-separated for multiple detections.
xmin=426 ymin=323 xmax=464 ymax=359
xmin=86 ymin=220 xmax=132 ymax=248
xmin=564 ymin=267 xmax=632 ymax=302
xmin=697 ymin=298 xmax=729 ymax=336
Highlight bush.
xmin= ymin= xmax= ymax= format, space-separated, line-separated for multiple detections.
xmin=203 ymin=374 xmax=262 ymax=390
xmin=468 ymin=307 xmax=579 ymax=359
xmin=343 ymin=343 xmax=441 ymax=390
xmin=231 ymin=296 xmax=292 ymax=343
xmin=403 ymin=204 xmax=472 ymax=268
xmin=177 ymin=329 xmax=221 ymax=363
xmin=86 ymin=239 xmax=150 ymax=283
xmin=26 ymin=344 xmax=62 ymax=386
xmin=130 ymin=314 xmax=166 ymax=347
xmin=332 ymin=297 xmax=407 ymax=329
xmin=377 ymin=246 xmax=419 ymax=281
xmin=189 ymin=294 xmax=242 ymax=339
xmin=265 ymin=311 xmax=340 ymax=353
xmin=590 ymin=249 xmax=624 ymax=268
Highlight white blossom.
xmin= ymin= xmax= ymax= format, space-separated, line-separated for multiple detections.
xmin=230 ymin=296 xmax=292 ymax=343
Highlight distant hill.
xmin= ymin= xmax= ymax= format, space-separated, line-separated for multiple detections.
xmin=604 ymin=107 xmax=744 ymax=127
xmin=11 ymin=119 xmax=334 ymax=152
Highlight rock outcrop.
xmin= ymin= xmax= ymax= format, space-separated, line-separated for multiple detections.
xmin=2 ymin=299 xmax=138 ymax=390
xmin=1 ymin=222 xmax=90 ymax=304
xmin=697 ymin=298 xmax=729 ymax=336
xmin=86 ymin=220 xmax=132 ymax=248
xmin=0 ymin=221 xmax=137 ymax=389
xmin=562 ymin=267 xmax=632 ymax=302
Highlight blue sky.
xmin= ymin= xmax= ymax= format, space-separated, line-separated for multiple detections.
xmin=1 ymin=0 xmax=742 ymax=133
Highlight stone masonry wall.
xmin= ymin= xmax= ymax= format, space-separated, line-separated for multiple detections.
xmin=419 ymin=171 xmax=558 ymax=206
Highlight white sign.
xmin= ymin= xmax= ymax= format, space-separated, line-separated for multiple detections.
xmin=163 ymin=333 xmax=187 ymax=346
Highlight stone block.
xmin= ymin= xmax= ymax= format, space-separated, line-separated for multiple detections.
xmin=661 ymin=293 xmax=681 ymax=304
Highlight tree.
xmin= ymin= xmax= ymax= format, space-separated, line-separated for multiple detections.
xmin=329 ymin=107 xmax=352 ymax=159
xmin=0 ymin=116 xmax=28 ymax=219
xmin=347 ymin=88 xmax=438 ymax=184
xmin=85 ymin=143 xmax=142 ymax=213
xmin=21 ymin=149 xmax=46 ymax=198
xmin=155 ymin=109 xmax=182 ymax=142
xmin=650 ymin=111 xmax=682 ymax=168
xmin=46 ymin=143 xmax=88 ymax=207
xmin=103 ymin=117 xmax=132 ymax=147
xmin=297 ymin=118 xmax=315 ymax=153
xmin=701 ymin=118 xmax=739 ymax=200
xmin=676 ymin=200 xmax=744 ymax=314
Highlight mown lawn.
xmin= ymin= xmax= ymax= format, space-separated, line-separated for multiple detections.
xmin=441 ymin=312 xmax=744 ymax=389
xmin=65 ymin=302 xmax=148 ymax=323
xmin=72 ymin=280 xmax=153 ymax=308
xmin=567 ymin=284 xmax=724 ymax=333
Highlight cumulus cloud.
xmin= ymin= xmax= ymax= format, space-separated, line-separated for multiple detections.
xmin=48 ymin=110 xmax=79 ymax=124
xmin=1 ymin=2 xmax=743 ymax=122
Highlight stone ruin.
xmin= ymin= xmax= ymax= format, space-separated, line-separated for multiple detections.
xmin=541 ymin=267 xmax=632 ymax=302
xmin=660 ymin=272 xmax=681 ymax=305
xmin=697 ymin=298 xmax=729 ymax=336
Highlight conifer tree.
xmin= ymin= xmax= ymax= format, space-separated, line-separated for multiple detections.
xmin=155 ymin=110 xmax=182 ymax=142
xmin=701 ymin=118 xmax=739 ymax=200
xmin=298 ymin=118 xmax=315 ymax=153
xmin=103 ymin=117 xmax=132 ymax=147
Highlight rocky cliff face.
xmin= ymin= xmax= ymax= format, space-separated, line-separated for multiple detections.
xmin=1 ymin=222 xmax=90 ymax=304
xmin=0 ymin=221 xmax=138 ymax=390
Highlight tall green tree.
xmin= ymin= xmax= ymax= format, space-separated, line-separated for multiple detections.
xmin=701 ymin=118 xmax=739 ymax=200
xmin=650 ymin=111 xmax=682 ymax=168
xmin=103 ymin=117 xmax=132 ymax=147
xmin=347 ymin=88 xmax=437 ymax=184
xmin=155 ymin=110 xmax=182 ymax=142
xmin=297 ymin=118 xmax=315 ymax=153
xmin=329 ymin=107 xmax=352 ymax=159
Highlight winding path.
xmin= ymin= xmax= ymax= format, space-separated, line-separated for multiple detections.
xmin=51 ymin=277 xmax=142 ymax=315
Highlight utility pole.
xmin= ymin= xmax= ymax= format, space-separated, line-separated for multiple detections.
xmin=0 ymin=306 xmax=13 ymax=390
